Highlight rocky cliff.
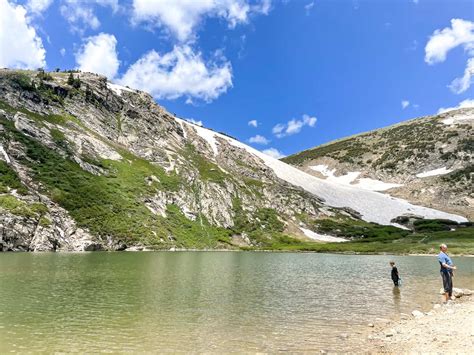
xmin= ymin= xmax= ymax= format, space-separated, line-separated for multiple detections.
xmin=0 ymin=69 xmax=467 ymax=251
xmin=282 ymin=109 xmax=474 ymax=220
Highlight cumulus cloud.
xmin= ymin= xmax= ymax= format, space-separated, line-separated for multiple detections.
xmin=437 ymin=99 xmax=474 ymax=114
xmin=401 ymin=100 xmax=410 ymax=109
xmin=132 ymin=0 xmax=272 ymax=42
xmin=448 ymin=57 xmax=474 ymax=94
xmin=262 ymin=147 xmax=285 ymax=159
xmin=248 ymin=134 xmax=269 ymax=145
xmin=26 ymin=0 xmax=53 ymax=14
xmin=425 ymin=19 xmax=474 ymax=65
xmin=60 ymin=0 xmax=119 ymax=33
xmin=272 ymin=114 xmax=317 ymax=138
xmin=425 ymin=19 xmax=474 ymax=94
xmin=248 ymin=119 xmax=258 ymax=127
xmin=75 ymin=33 xmax=120 ymax=79
xmin=0 ymin=0 xmax=46 ymax=69
xmin=119 ymin=45 xmax=232 ymax=102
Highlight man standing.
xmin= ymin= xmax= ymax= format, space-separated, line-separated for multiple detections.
xmin=438 ymin=244 xmax=457 ymax=303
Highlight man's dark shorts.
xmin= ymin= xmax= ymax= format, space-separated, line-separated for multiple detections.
xmin=441 ymin=271 xmax=453 ymax=296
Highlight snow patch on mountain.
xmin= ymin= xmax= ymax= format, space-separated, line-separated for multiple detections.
xmin=107 ymin=83 xmax=135 ymax=96
xmin=310 ymin=165 xmax=402 ymax=191
xmin=416 ymin=167 xmax=453 ymax=178
xmin=355 ymin=178 xmax=403 ymax=191
xmin=176 ymin=119 xmax=467 ymax=225
xmin=0 ymin=145 xmax=11 ymax=163
xmin=441 ymin=112 xmax=473 ymax=125
xmin=300 ymin=228 xmax=348 ymax=243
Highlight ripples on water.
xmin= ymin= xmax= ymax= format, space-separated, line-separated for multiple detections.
xmin=0 ymin=252 xmax=472 ymax=352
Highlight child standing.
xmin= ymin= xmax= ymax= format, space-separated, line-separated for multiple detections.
xmin=390 ymin=261 xmax=400 ymax=286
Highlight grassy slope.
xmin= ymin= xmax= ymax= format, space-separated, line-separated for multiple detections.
xmin=0 ymin=72 xmax=472 ymax=253
xmin=2 ymin=102 xmax=473 ymax=254
xmin=0 ymin=102 xmax=233 ymax=249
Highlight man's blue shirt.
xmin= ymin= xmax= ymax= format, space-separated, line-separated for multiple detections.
xmin=438 ymin=251 xmax=453 ymax=273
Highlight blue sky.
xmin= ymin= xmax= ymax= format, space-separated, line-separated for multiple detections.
xmin=2 ymin=0 xmax=474 ymax=158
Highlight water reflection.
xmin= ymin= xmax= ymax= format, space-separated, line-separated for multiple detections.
xmin=392 ymin=286 xmax=401 ymax=313
xmin=0 ymin=252 xmax=472 ymax=352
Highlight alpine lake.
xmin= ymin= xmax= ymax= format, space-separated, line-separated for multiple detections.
xmin=0 ymin=252 xmax=473 ymax=352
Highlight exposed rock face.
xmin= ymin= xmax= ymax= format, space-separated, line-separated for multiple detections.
xmin=0 ymin=69 xmax=328 ymax=251
xmin=0 ymin=69 xmax=468 ymax=251
xmin=283 ymin=109 xmax=474 ymax=220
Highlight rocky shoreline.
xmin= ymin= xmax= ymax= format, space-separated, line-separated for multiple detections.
xmin=364 ymin=289 xmax=473 ymax=354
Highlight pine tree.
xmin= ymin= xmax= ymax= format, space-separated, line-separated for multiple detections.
xmin=67 ymin=72 xmax=74 ymax=85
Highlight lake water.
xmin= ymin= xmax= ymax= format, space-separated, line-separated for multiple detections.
xmin=0 ymin=252 xmax=472 ymax=352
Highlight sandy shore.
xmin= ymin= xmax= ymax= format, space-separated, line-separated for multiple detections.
xmin=365 ymin=295 xmax=473 ymax=354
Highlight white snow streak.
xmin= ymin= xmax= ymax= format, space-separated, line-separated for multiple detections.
xmin=416 ymin=167 xmax=453 ymax=178
xmin=355 ymin=178 xmax=403 ymax=191
xmin=441 ymin=113 xmax=473 ymax=125
xmin=175 ymin=117 xmax=219 ymax=155
xmin=107 ymin=82 xmax=135 ymax=97
xmin=174 ymin=118 xmax=468 ymax=225
xmin=310 ymin=165 xmax=402 ymax=191
xmin=310 ymin=164 xmax=336 ymax=177
xmin=0 ymin=145 xmax=11 ymax=163
xmin=300 ymin=228 xmax=348 ymax=243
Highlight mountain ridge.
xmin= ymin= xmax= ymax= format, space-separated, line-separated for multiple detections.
xmin=0 ymin=69 xmax=468 ymax=252
xmin=282 ymin=108 xmax=473 ymax=220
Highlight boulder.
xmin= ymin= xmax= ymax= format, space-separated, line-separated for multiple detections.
xmin=453 ymin=288 xmax=464 ymax=298
xmin=463 ymin=289 xmax=472 ymax=296
xmin=412 ymin=310 xmax=424 ymax=318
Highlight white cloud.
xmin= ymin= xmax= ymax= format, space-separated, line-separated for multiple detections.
xmin=448 ymin=57 xmax=474 ymax=94
xmin=272 ymin=114 xmax=317 ymax=138
xmin=437 ymin=99 xmax=474 ymax=114
xmin=132 ymin=0 xmax=272 ymax=42
xmin=60 ymin=0 xmax=119 ymax=33
xmin=26 ymin=0 xmax=53 ymax=14
xmin=272 ymin=123 xmax=285 ymax=136
xmin=262 ymin=147 xmax=285 ymax=159
xmin=425 ymin=19 xmax=474 ymax=95
xmin=248 ymin=134 xmax=269 ymax=145
xmin=413 ymin=0 xmax=419 ymax=4
xmin=248 ymin=119 xmax=258 ymax=127
xmin=401 ymin=100 xmax=410 ymax=109
xmin=424 ymin=19 xmax=474 ymax=65
xmin=285 ymin=119 xmax=304 ymax=135
xmin=304 ymin=1 xmax=314 ymax=15
xmin=76 ymin=33 xmax=120 ymax=79
xmin=119 ymin=45 xmax=232 ymax=102
xmin=0 ymin=0 xmax=46 ymax=69
xmin=60 ymin=48 xmax=66 ymax=56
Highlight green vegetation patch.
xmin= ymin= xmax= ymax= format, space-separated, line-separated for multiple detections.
xmin=1 ymin=116 xmax=235 ymax=248
xmin=183 ymin=144 xmax=229 ymax=184
xmin=157 ymin=204 xmax=232 ymax=248
xmin=252 ymin=216 xmax=474 ymax=255
xmin=232 ymin=198 xmax=288 ymax=246
xmin=0 ymin=195 xmax=48 ymax=219
xmin=308 ymin=218 xmax=410 ymax=241
xmin=0 ymin=161 xmax=28 ymax=194
xmin=282 ymin=138 xmax=369 ymax=165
